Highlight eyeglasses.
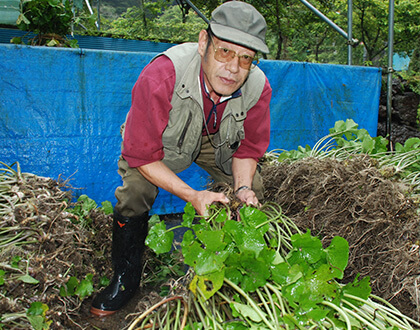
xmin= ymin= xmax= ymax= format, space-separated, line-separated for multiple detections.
xmin=210 ymin=38 xmax=258 ymax=70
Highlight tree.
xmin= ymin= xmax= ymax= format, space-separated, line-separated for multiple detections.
xmin=106 ymin=0 xmax=207 ymax=43
xmin=335 ymin=0 xmax=420 ymax=65
xmin=103 ymin=0 xmax=420 ymax=66
xmin=150 ymin=5 xmax=208 ymax=43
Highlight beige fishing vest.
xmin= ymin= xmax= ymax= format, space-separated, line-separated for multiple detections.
xmin=161 ymin=43 xmax=266 ymax=175
xmin=122 ymin=43 xmax=266 ymax=175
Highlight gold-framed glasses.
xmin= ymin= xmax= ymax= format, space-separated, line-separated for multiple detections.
xmin=210 ymin=38 xmax=259 ymax=70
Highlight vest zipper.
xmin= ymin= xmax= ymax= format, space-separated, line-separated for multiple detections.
xmin=177 ymin=111 xmax=193 ymax=153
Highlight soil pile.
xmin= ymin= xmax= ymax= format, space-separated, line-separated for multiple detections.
xmin=262 ymin=156 xmax=420 ymax=320
xmin=0 ymin=173 xmax=113 ymax=329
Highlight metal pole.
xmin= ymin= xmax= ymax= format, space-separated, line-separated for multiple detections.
xmin=96 ymin=0 xmax=100 ymax=31
xmin=182 ymin=0 xmax=209 ymax=24
xmin=386 ymin=0 xmax=395 ymax=147
xmin=298 ymin=0 xmax=358 ymax=45
xmin=85 ymin=0 xmax=99 ymax=29
xmin=347 ymin=0 xmax=353 ymax=65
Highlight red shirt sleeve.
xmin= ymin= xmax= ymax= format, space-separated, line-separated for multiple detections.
xmin=122 ymin=56 xmax=175 ymax=168
xmin=234 ymin=76 xmax=272 ymax=161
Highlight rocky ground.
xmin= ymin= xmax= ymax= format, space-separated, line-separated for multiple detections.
xmin=377 ymin=74 xmax=420 ymax=145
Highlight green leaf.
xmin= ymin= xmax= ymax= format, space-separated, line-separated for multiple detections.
xmin=0 ymin=270 xmax=5 ymax=285
xmin=403 ymin=137 xmax=420 ymax=151
xmin=75 ymin=274 xmax=94 ymax=299
xmin=271 ymin=263 xmax=302 ymax=286
xmin=238 ymin=227 xmax=266 ymax=258
xmin=231 ymin=302 xmax=263 ymax=322
xmin=342 ymin=275 xmax=371 ymax=304
xmin=11 ymin=255 xmax=22 ymax=268
xmin=182 ymin=202 xmax=195 ymax=227
xmin=148 ymin=214 xmax=161 ymax=226
xmin=283 ymin=263 xmax=339 ymax=311
xmin=60 ymin=276 xmax=78 ymax=297
xmin=225 ymin=266 xmax=243 ymax=285
xmin=189 ymin=270 xmax=224 ymax=300
xmin=27 ymin=302 xmax=48 ymax=316
xmin=325 ymin=236 xmax=349 ymax=279
xmin=99 ymin=276 xmax=110 ymax=287
xmin=194 ymin=246 xmax=228 ymax=275
xmin=361 ymin=136 xmax=374 ymax=153
xmin=306 ymin=307 xmax=330 ymax=322
xmin=195 ymin=229 xmax=225 ymax=252
xmin=26 ymin=314 xmax=52 ymax=330
xmin=26 ymin=302 xmax=53 ymax=330
xmin=239 ymin=207 xmax=269 ymax=234
xmin=181 ymin=229 xmax=195 ymax=248
xmin=224 ymin=220 xmax=266 ymax=258
xmin=145 ymin=220 xmax=174 ymax=254
xmin=182 ymin=240 xmax=203 ymax=268
xmin=66 ymin=38 xmax=79 ymax=48
xmin=214 ymin=208 xmax=228 ymax=223
xmin=18 ymin=274 xmax=39 ymax=284
xmin=10 ymin=36 xmax=23 ymax=44
xmin=77 ymin=194 xmax=97 ymax=212
xmin=223 ymin=322 xmax=248 ymax=330
xmin=259 ymin=247 xmax=276 ymax=265
xmin=99 ymin=200 xmax=113 ymax=214
xmin=372 ymin=136 xmax=389 ymax=153
xmin=288 ymin=230 xmax=324 ymax=265
xmin=238 ymin=252 xmax=270 ymax=292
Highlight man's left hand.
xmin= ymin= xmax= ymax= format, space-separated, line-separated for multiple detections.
xmin=235 ymin=187 xmax=260 ymax=207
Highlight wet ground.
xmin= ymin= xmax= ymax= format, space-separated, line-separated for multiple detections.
xmin=81 ymin=289 xmax=150 ymax=329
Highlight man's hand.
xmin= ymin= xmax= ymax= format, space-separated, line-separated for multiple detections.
xmin=232 ymin=157 xmax=260 ymax=207
xmin=191 ymin=190 xmax=229 ymax=216
xmin=138 ymin=161 xmax=229 ymax=216
xmin=235 ymin=187 xmax=259 ymax=207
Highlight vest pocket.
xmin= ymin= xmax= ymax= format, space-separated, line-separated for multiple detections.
xmin=177 ymin=111 xmax=193 ymax=154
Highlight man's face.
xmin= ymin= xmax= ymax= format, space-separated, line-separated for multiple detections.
xmin=198 ymin=30 xmax=256 ymax=99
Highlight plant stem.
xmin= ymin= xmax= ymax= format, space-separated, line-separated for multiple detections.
xmin=224 ymin=278 xmax=277 ymax=330
xmin=321 ymin=301 xmax=351 ymax=330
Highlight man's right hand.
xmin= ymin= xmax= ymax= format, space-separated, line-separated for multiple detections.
xmin=190 ymin=190 xmax=229 ymax=216
xmin=138 ymin=161 xmax=229 ymax=216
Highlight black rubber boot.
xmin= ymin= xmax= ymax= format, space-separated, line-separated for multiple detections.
xmin=90 ymin=211 xmax=149 ymax=317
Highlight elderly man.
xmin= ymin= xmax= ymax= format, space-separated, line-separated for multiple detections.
xmin=90 ymin=1 xmax=272 ymax=316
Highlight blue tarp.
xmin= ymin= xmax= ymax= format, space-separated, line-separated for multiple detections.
xmin=0 ymin=44 xmax=382 ymax=214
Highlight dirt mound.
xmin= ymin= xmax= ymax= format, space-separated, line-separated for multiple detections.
xmin=0 ymin=173 xmax=113 ymax=329
xmin=262 ymin=156 xmax=420 ymax=320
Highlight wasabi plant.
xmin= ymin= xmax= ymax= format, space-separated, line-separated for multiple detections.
xmin=142 ymin=203 xmax=420 ymax=329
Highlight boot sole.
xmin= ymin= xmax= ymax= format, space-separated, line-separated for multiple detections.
xmin=90 ymin=306 xmax=118 ymax=317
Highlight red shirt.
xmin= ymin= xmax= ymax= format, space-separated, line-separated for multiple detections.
xmin=122 ymin=55 xmax=271 ymax=168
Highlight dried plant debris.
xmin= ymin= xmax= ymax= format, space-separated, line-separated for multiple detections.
xmin=0 ymin=164 xmax=113 ymax=329
xmin=261 ymin=156 xmax=420 ymax=320
xmin=0 ymin=163 xmax=187 ymax=330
